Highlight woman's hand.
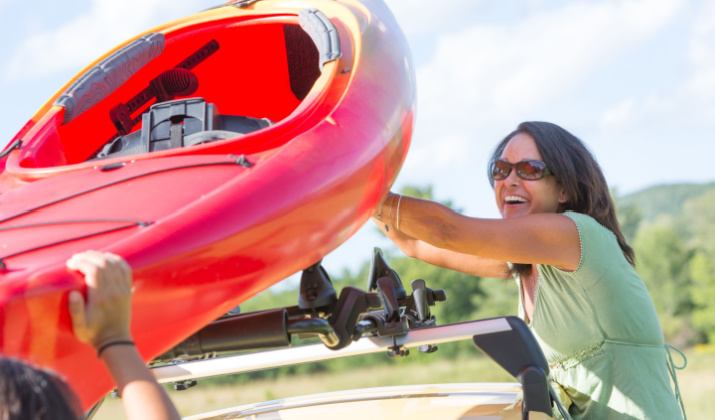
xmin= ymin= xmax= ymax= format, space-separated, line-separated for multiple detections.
xmin=66 ymin=251 xmax=180 ymax=420
xmin=67 ymin=250 xmax=133 ymax=350
xmin=67 ymin=251 xmax=179 ymax=420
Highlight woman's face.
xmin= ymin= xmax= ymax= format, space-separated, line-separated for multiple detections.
xmin=494 ymin=132 xmax=568 ymax=219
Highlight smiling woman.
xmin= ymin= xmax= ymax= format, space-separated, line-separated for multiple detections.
xmin=372 ymin=121 xmax=686 ymax=420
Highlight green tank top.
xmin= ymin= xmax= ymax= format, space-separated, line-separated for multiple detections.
xmin=515 ymin=211 xmax=683 ymax=419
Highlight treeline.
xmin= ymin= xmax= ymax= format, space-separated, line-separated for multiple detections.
xmin=219 ymin=182 xmax=714 ymax=383
xmin=616 ymin=182 xmax=715 ymax=347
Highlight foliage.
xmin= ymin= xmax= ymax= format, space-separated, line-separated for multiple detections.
xmin=683 ymin=190 xmax=715 ymax=343
xmin=690 ymin=253 xmax=715 ymax=343
xmin=613 ymin=187 xmax=642 ymax=243
xmin=632 ymin=217 xmax=696 ymax=346
xmin=683 ymin=189 xmax=715 ymax=254
xmin=617 ymin=182 xmax=715 ymax=225
xmin=614 ymin=183 xmax=715 ymax=346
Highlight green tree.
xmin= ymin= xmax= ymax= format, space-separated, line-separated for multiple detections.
xmin=690 ymin=252 xmax=715 ymax=343
xmin=472 ymin=279 xmax=519 ymax=320
xmin=613 ymin=188 xmax=642 ymax=243
xmin=683 ymin=189 xmax=715 ymax=253
xmin=684 ymin=190 xmax=715 ymax=343
xmin=617 ymin=182 xmax=715 ymax=223
xmin=633 ymin=218 xmax=695 ymax=346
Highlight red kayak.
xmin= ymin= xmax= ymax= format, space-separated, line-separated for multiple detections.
xmin=0 ymin=0 xmax=414 ymax=409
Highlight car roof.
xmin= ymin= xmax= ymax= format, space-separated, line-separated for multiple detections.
xmin=183 ymin=382 xmax=525 ymax=420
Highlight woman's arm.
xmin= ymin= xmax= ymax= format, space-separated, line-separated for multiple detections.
xmin=98 ymin=345 xmax=179 ymax=420
xmin=375 ymin=193 xmax=580 ymax=272
xmin=372 ymin=214 xmax=510 ymax=279
xmin=67 ymin=251 xmax=180 ymax=420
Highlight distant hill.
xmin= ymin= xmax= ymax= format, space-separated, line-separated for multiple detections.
xmin=618 ymin=182 xmax=715 ymax=223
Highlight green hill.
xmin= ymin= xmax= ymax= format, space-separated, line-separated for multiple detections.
xmin=618 ymin=181 xmax=715 ymax=223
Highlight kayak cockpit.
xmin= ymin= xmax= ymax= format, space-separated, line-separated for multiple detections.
xmin=7 ymin=9 xmax=342 ymax=176
xmin=93 ymin=97 xmax=273 ymax=160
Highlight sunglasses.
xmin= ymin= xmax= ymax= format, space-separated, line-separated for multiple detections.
xmin=489 ymin=159 xmax=552 ymax=181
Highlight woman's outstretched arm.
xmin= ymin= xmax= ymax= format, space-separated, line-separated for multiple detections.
xmin=374 ymin=192 xmax=580 ymax=272
xmin=372 ymin=215 xmax=510 ymax=278
xmin=372 ymin=193 xmax=511 ymax=278
xmin=67 ymin=251 xmax=180 ymax=420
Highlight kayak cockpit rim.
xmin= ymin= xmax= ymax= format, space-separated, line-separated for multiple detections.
xmin=5 ymin=8 xmax=346 ymax=179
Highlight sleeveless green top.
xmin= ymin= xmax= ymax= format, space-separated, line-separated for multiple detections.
xmin=515 ymin=212 xmax=682 ymax=419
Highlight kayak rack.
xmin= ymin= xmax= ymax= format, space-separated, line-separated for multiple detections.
xmin=144 ymin=248 xmax=570 ymax=420
xmin=151 ymin=248 xmax=446 ymax=362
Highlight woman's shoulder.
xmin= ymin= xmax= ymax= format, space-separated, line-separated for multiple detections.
xmin=560 ymin=211 xmax=624 ymax=267
xmin=562 ymin=211 xmax=596 ymax=225
xmin=562 ymin=211 xmax=613 ymax=238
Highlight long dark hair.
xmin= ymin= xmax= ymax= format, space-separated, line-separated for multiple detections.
xmin=0 ymin=358 xmax=81 ymax=420
xmin=489 ymin=121 xmax=635 ymax=278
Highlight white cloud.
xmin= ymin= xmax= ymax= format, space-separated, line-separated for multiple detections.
xmin=384 ymin=0 xmax=488 ymax=37
xmin=426 ymin=0 xmax=682 ymax=115
xmin=597 ymin=0 xmax=715 ymax=131
xmin=684 ymin=1 xmax=715 ymax=101
xmin=598 ymin=93 xmax=674 ymax=132
xmin=600 ymin=96 xmax=637 ymax=128
xmin=3 ymin=0 xmax=214 ymax=81
xmin=402 ymin=0 xmax=685 ymax=176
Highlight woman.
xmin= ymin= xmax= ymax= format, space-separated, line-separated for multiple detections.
xmin=373 ymin=121 xmax=684 ymax=419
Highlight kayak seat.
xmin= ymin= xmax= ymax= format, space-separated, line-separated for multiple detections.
xmin=93 ymin=97 xmax=272 ymax=160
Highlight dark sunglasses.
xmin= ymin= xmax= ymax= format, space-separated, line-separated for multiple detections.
xmin=489 ymin=159 xmax=552 ymax=181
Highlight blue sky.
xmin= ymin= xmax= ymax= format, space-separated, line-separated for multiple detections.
xmin=1 ymin=0 xmax=714 ymax=277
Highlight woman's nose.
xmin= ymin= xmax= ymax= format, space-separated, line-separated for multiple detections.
xmin=506 ymin=169 xmax=520 ymax=186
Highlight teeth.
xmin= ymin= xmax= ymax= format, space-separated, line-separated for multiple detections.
xmin=505 ymin=196 xmax=527 ymax=204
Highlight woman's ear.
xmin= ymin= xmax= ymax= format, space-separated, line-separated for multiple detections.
xmin=558 ymin=188 xmax=569 ymax=204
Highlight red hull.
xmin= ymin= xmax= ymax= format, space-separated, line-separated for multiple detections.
xmin=0 ymin=0 xmax=414 ymax=409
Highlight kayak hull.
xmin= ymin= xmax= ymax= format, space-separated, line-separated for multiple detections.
xmin=0 ymin=0 xmax=414 ymax=409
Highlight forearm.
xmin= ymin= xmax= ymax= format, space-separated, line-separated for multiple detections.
xmin=372 ymin=216 xmax=421 ymax=258
xmin=101 ymin=345 xmax=180 ymax=420
xmin=372 ymin=216 xmax=509 ymax=278
xmin=376 ymin=193 xmax=464 ymax=251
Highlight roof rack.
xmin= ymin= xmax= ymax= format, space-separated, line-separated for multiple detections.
xmin=141 ymin=248 xmax=571 ymax=419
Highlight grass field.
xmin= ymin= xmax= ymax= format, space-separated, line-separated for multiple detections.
xmin=93 ymin=349 xmax=713 ymax=419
